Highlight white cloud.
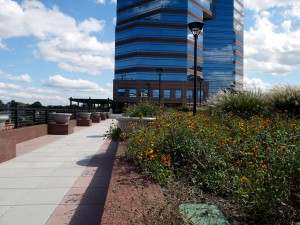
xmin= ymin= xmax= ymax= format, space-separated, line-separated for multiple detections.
xmin=5 ymin=73 xmax=33 ymax=83
xmin=9 ymin=91 xmax=66 ymax=105
xmin=282 ymin=20 xmax=292 ymax=32
xmin=97 ymin=0 xmax=105 ymax=4
xmin=244 ymin=10 xmax=300 ymax=75
xmin=0 ymin=82 xmax=21 ymax=89
xmin=243 ymin=76 xmax=271 ymax=92
xmin=244 ymin=0 xmax=300 ymax=11
xmin=106 ymin=83 xmax=113 ymax=87
xmin=40 ymin=75 xmax=113 ymax=103
xmin=0 ymin=0 xmax=114 ymax=75
xmin=25 ymin=87 xmax=59 ymax=94
xmin=0 ymin=40 xmax=6 ymax=49
xmin=111 ymin=0 xmax=117 ymax=4
xmin=79 ymin=18 xmax=105 ymax=34
xmin=42 ymin=75 xmax=109 ymax=91
xmin=285 ymin=6 xmax=300 ymax=20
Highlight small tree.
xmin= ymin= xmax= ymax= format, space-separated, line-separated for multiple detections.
xmin=28 ymin=101 xmax=43 ymax=108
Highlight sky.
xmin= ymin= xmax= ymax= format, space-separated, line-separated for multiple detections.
xmin=0 ymin=0 xmax=300 ymax=106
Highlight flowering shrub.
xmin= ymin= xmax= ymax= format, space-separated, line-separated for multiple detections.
xmin=124 ymin=111 xmax=300 ymax=224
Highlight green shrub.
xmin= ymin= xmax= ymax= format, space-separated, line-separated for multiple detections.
xmin=106 ymin=122 xmax=122 ymax=141
xmin=123 ymin=102 xmax=162 ymax=117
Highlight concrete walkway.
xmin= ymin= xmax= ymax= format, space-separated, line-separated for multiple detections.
xmin=0 ymin=119 xmax=118 ymax=225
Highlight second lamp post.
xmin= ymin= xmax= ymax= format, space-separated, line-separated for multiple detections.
xmin=188 ymin=21 xmax=204 ymax=115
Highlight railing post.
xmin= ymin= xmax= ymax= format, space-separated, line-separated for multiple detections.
xmin=45 ymin=108 xmax=49 ymax=124
xmin=15 ymin=108 xmax=19 ymax=128
xmin=33 ymin=109 xmax=36 ymax=124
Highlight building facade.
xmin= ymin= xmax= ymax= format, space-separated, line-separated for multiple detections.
xmin=114 ymin=0 xmax=243 ymax=111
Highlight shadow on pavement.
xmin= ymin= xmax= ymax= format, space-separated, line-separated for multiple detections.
xmin=46 ymin=140 xmax=119 ymax=225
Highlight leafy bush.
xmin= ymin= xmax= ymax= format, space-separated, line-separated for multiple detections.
xmin=106 ymin=122 xmax=122 ymax=141
xmin=123 ymin=102 xmax=162 ymax=117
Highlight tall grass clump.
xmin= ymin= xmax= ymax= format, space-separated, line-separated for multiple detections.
xmin=267 ymin=84 xmax=300 ymax=116
xmin=207 ymin=89 xmax=268 ymax=117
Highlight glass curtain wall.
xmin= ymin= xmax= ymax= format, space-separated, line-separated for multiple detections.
xmin=203 ymin=0 xmax=244 ymax=96
xmin=115 ymin=0 xmax=191 ymax=81
xmin=114 ymin=0 xmax=243 ymax=103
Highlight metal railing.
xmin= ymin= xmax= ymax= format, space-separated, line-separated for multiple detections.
xmin=0 ymin=107 xmax=106 ymax=129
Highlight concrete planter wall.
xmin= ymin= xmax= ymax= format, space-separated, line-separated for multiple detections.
xmin=0 ymin=124 xmax=48 ymax=163
xmin=77 ymin=112 xmax=91 ymax=119
xmin=91 ymin=112 xmax=100 ymax=118
xmin=52 ymin=113 xmax=72 ymax=124
xmin=116 ymin=117 xmax=155 ymax=133
xmin=0 ymin=115 xmax=9 ymax=131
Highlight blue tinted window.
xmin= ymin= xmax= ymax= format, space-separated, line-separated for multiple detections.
xmin=129 ymin=89 xmax=136 ymax=97
xmin=164 ymin=90 xmax=171 ymax=98
xmin=186 ymin=90 xmax=192 ymax=98
xmin=153 ymin=89 xmax=159 ymax=98
xmin=118 ymin=88 xmax=125 ymax=97
xmin=175 ymin=90 xmax=182 ymax=98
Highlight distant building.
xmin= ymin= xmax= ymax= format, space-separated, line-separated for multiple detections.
xmin=113 ymin=0 xmax=243 ymax=111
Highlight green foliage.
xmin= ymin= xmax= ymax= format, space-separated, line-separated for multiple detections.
xmin=123 ymin=102 xmax=162 ymax=117
xmin=124 ymin=110 xmax=300 ymax=224
xmin=106 ymin=122 xmax=122 ymax=141
xmin=28 ymin=101 xmax=44 ymax=108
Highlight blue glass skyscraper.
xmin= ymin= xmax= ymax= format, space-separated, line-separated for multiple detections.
xmin=113 ymin=0 xmax=243 ymax=111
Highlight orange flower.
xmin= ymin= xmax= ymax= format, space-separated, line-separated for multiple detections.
xmin=252 ymin=146 xmax=259 ymax=151
xmin=240 ymin=176 xmax=249 ymax=183
xmin=161 ymin=154 xmax=171 ymax=165
xmin=241 ymin=131 xmax=247 ymax=136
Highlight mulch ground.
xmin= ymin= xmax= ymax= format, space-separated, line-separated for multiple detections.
xmin=101 ymin=142 xmax=164 ymax=225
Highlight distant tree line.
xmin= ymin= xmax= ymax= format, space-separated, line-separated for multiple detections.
xmin=0 ymin=99 xmax=70 ymax=109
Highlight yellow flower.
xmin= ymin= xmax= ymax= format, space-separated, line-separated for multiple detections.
xmin=240 ymin=176 xmax=249 ymax=183
xmin=146 ymin=154 xmax=157 ymax=161
xmin=145 ymin=148 xmax=154 ymax=155
xmin=259 ymin=163 xmax=267 ymax=169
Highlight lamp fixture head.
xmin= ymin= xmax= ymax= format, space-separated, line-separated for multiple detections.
xmin=188 ymin=22 xmax=204 ymax=36
xmin=156 ymin=68 xmax=163 ymax=74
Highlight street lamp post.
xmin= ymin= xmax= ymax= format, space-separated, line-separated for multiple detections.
xmin=188 ymin=22 xmax=204 ymax=115
xmin=156 ymin=68 xmax=163 ymax=106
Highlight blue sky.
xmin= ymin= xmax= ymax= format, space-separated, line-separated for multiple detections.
xmin=0 ymin=0 xmax=300 ymax=106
